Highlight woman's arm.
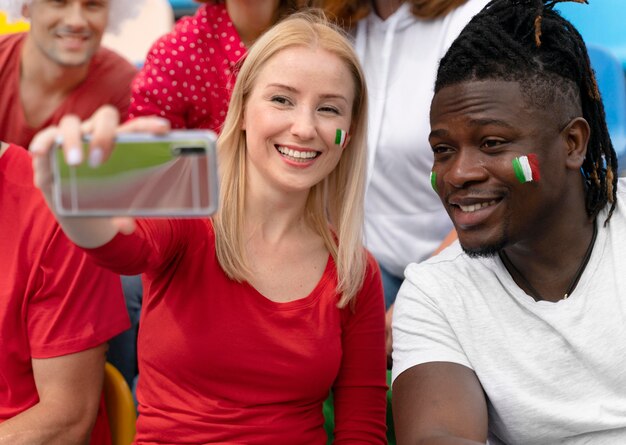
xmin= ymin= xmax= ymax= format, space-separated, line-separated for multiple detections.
xmin=333 ymin=255 xmax=388 ymax=443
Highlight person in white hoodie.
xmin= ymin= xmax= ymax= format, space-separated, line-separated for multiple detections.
xmin=320 ymin=0 xmax=489 ymax=359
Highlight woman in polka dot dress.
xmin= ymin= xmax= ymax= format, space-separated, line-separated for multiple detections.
xmin=129 ymin=0 xmax=313 ymax=132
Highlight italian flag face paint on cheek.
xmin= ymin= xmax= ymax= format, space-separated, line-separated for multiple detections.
xmin=512 ymin=154 xmax=540 ymax=183
xmin=430 ymin=171 xmax=438 ymax=193
xmin=335 ymin=129 xmax=348 ymax=149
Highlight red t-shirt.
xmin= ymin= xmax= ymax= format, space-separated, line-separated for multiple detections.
xmin=0 ymin=33 xmax=137 ymax=148
xmin=87 ymin=219 xmax=388 ymax=444
xmin=129 ymin=3 xmax=244 ymax=132
xmin=0 ymin=145 xmax=130 ymax=443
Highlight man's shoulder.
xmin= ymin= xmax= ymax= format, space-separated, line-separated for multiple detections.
xmin=91 ymin=46 xmax=137 ymax=77
xmin=0 ymin=144 xmax=58 ymax=242
xmin=0 ymin=32 xmax=24 ymax=66
xmin=407 ymin=241 xmax=490 ymax=277
xmin=0 ymin=31 xmax=25 ymax=49
xmin=402 ymin=241 xmax=500 ymax=301
xmin=1 ymin=143 xmax=34 ymax=187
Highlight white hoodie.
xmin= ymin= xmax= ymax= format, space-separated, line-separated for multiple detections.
xmin=358 ymin=0 xmax=490 ymax=277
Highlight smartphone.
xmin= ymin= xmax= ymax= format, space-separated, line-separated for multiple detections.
xmin=50 ymin=130 xmax=219 ymax=217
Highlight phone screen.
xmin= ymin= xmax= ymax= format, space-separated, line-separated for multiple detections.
xmin=51 ymin=131 xmax=219 ymax=217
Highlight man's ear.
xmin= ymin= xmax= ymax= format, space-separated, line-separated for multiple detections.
xmin=22 ymin=2 xmax=31 ymax=19
xmin=562 ymin=117 xmax=590 ymax=170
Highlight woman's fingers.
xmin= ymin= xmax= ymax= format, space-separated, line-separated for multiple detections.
xmin=30 ymin=111 xmax=171 ymax=210
xmin=112 ymin=217 xmax=137 ymax=235
xmin=85 ymin=105 xmax=120 ymax=167
xmin=30 ymin=125 xmax=62 ymax=198
xmin=57 ymin=114 xmax=84 ymax=166
xmin=118 ymin=116 xmax=171 ymax=135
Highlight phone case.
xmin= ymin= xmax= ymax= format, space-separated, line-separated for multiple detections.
xmin=51 ymin=130 xmax=219 ymax=217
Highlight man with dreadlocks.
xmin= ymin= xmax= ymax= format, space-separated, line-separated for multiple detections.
xmin=391 ymin=0 xmax=626 ymax=443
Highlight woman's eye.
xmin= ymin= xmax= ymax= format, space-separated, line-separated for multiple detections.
xmin=271 ymin=96 xmax=291 ymax=105
xmin=319 ymin=106 xmax=340 ymax=114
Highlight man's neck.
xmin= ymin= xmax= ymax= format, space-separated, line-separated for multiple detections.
xmin=20 ymin=34 xmax=91 ymax=94
xmin=501 ymin=202 xmax=596 ymax=303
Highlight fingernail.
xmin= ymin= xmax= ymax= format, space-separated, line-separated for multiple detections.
xmin=156 ymin=117 xmax=170 ymax=126
xmin=30 ymin=143 xmax=42 ymax=153
xmin=89 ymin=147 xmax=103 ymax=167
xmin=66 ymin=146 xmax=83 ymax=165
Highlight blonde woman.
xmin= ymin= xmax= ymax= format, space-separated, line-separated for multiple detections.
xmin=31 ymin=11 xmax=387 ymax=444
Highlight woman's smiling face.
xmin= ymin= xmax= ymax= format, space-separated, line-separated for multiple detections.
xmin=241 ymin=44 xmax=355 ymax=196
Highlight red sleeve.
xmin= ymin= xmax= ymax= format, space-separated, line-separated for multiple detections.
xmin=28 ymin=225 xmax=129 ymax=358
xmin=128 ymin=35 xmax=188 ymax=129
xmin=84 ymin=219 xmax=196 ymax=276
xmin=333 ymin=253 xmax=388 ymax=443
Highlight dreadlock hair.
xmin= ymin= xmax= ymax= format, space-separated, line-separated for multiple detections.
xmin=435 ymin=0 xmax=618 ymax=223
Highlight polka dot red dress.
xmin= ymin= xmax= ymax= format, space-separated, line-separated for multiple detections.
xmin=129 ymin=3 xmax=245 ymax=132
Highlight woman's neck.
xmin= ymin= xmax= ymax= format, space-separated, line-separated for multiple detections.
xmin=227 ymin=0 xmax=280 ymax=48
xmin=373 ymin=0 xmax=404 ymax=20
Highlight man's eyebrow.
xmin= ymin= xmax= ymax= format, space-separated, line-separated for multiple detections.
xmin=468 ymin=118 xmax=515 ymax=129
xmin=429 ymin=118 xmax=516 ymax=140
xmin=429 ymin=128 xmax=449 ymax=140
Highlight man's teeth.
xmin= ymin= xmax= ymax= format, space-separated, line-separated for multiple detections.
xmin=459 ymin=200 xmax=497 ymax=212
xmin=277 ymin=146 xmax=317 ymax=159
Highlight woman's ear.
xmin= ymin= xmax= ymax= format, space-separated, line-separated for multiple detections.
xmin=562 ymin=117 xmax=590 ymax=170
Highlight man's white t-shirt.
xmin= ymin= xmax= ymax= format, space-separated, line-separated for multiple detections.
xmin=393 ymin=180 xmax=626 ymax=444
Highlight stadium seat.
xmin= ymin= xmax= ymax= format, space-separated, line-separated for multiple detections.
xmin=557 ymin=1 xmax=626 ymax=71
xmin=103 ymin=362 xmax=137 ymax=445
xmin=168 ymin=0 xmax=199 ymax=19
xmin=587 ymin=44 xmax=626 ymax=172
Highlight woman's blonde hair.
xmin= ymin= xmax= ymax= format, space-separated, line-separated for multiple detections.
xmin=316 ymin=0 xmax=469 ymax=28
xmin=214 ymin=10 xmax=369 ymax=308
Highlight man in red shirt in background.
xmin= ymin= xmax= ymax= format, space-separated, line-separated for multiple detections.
xmin=0 ymin=138 xmax=130 ymax=442
xmin=0 ymin=0 xmax=140 ymax=152
xmin=0 ymin=0 xmax=148 ymax=392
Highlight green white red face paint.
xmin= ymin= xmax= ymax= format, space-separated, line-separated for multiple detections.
xmin=335 ymin=129 xmax=348 ymax=149
xmin=430 ymin=171 xmax=438 ymax=193
xmin=512 ymin=154 xmax=540 ymax=183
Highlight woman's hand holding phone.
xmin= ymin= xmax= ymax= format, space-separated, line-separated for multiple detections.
xmin=29 ymin=105 xmax=171 ymax=248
